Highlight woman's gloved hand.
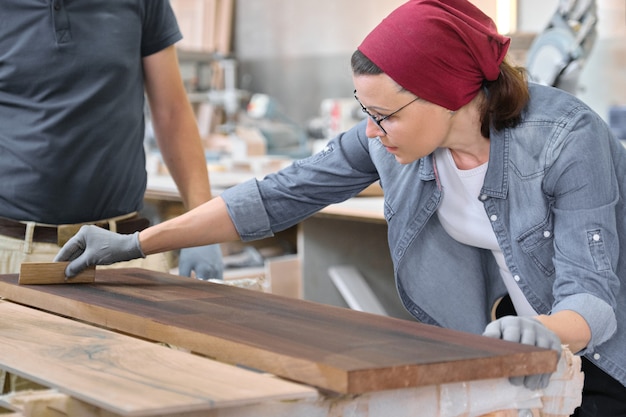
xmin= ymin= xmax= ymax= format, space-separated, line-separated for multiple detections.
xmin=483 ymin=315 xmax=562 ymax=390
xmin=53 ymin=225 xmax=145 ymax=277
xmin=178 ymin=244 xmax=224 ymax=280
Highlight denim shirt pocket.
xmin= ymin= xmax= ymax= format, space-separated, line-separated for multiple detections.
xmin=586 ymin=229 xmax=612 ymax=271
xmin=516 ymin=218 xmax=556 ymax=276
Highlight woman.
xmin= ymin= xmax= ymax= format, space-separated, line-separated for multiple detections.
xmin=55 ymin=1 xmax=626 ymax=415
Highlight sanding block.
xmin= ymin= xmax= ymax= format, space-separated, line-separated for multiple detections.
xmin=18 ymin=262 xmax=96 ymax=285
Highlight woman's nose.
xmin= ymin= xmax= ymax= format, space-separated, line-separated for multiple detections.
xmin=365 ymin=117 xmax=386 ymax=138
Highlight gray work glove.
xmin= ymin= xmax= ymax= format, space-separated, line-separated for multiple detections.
xmin=178 ymin=244 xmax=224 ymax=280
xmin=483 ymin=316 xmax=562 ymax=390
xmin=53 ymin=225 xmax=145 ymax=277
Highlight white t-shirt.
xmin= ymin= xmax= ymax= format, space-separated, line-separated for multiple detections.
xmin=434 ymin=147 xmax=537 ymax=316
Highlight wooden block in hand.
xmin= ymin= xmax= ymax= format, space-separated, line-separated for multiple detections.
xmin=18 ymin=262 xmax=96 ymax=285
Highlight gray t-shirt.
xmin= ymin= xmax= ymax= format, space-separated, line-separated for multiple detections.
xmin=0 ymin=0 xmax=182 ymax=224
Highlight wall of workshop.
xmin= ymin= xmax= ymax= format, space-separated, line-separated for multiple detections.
xmin=232 ymin=0 xmax=626 ymax=128
xmin=233 ymin=0 xmax=405 ymax=127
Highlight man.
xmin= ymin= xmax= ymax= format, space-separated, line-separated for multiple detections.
xmin=0 ymin=1 xmax=223 ymax=278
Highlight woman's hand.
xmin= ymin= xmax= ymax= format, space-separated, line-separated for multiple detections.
xmin=483 ymin=315 xmax=562 ymax=390
xmin=53 ymin=225 xmax=145 ymax=277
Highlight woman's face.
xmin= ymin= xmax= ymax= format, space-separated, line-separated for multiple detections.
xmin=353 ymin=73 xmax=453 ymax=164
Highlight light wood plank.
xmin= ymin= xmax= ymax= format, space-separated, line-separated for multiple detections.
xmin=0 ymin=301 xmax=316 ymax=417
xmin=18 ymin=263 xmax=95 ymax=285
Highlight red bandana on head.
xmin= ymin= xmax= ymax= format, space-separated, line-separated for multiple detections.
xmin=358 ymin=0 xmax=510 ymax=111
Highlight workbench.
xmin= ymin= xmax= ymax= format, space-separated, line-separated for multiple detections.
xmin=0 ymin=268 xmax=582 ymax=417
xmin=297 ymin=196 xmax=410 ymax=317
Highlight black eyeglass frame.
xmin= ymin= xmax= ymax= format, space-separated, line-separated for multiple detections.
xmin=353 ymin=89 xmax=419 ymax=135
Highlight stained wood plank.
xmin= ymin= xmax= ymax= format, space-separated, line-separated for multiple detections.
xmin=18 ymin=262 xmax=95 ymax=285
xmin=0 ymin=268 xmax=558 ymax=394
xmin=0 ymin=301 xmax=316 ymax=417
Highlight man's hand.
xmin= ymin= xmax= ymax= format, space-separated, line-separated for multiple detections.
xmin=483 ymin=316 xmax=562 ymax=390
xmin=53 ymin=225 xmax=145 ymax=277
xmin=178 ymin=244 xmax=224 ymax=280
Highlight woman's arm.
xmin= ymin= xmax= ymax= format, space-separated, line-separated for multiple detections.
xmin=139 ymin=197 xmax=239 ymax=255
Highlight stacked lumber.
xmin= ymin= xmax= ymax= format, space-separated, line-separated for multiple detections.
xmin=0 ymin=268 xmax=557 ymax=394
xmin=0 ymin=268 xmax=584 ymax=417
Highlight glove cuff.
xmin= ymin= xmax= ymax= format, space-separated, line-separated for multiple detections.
xmin=132 ymin=231 xmax=147 ymax=259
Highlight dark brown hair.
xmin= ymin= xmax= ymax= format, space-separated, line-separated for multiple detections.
xmin=351 ymin=50 xmax=530 ymax=138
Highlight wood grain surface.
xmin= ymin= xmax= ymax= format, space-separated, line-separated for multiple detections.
xmin=0 ymin=300 xmax=316 ymax=416
xmin=0 ymin=268 xmax=558 ymax=394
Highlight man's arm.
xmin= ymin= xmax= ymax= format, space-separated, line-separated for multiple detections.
xmin=143 ymin=45 xmax=212 ymax=210
xmin=142 ymin=45 xmax=223 ymax=279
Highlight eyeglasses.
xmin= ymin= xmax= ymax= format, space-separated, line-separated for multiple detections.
xmin=353 ymin=90 xmax=419 ymax=135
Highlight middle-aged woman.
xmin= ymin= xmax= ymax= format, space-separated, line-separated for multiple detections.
xmin=55 ymin=1 xmax=626 ymax=415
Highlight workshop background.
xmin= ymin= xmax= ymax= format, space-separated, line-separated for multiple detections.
xmin=169 ymin=0 xmax=625 ymax=135
xmin=0 ymin=2 xmax=613 ymax=415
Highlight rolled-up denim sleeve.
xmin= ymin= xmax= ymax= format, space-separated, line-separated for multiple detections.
xmin=552 ymin=293 xmax=617 ymax=354
xmin=220 ymin=179 xmax=272 ymax=241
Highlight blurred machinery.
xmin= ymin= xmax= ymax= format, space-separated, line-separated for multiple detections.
xmin=525 ymin=0 xmax=597 ymax=94
xmin=205 ymin=59 xmax=247 ymax=134
xmin=146 ymin=52 xmax=311 ymax=160
xmin=306 ymin=97 xmax=365 ymax=154
xmin=243 ymin=93 xmax=310 ymax=158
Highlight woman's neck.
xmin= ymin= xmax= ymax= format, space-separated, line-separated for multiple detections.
xmin=445 ymin=92 xmax=490 ymax=170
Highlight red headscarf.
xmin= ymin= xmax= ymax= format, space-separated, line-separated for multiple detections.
xmin=358 ymin=0 xmax=510 ymax=111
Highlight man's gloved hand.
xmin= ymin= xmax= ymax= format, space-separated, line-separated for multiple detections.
xmin=178 ymin=244 xmax=224 ymax=280
xmin=483 ymin=316 xmax=562 ymax=390
xmin=53 ymin=225 xmax=145 ymax=277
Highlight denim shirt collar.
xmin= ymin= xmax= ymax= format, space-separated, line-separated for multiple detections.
xmin=419 ymin=128 xmax=508 ymax=199
xmin=418 ymin=155 xmax=436 ymax=182
xmin=483 ymin=128 xmax=508 ymax=199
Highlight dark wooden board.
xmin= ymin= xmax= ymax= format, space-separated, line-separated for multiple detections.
xmin=0 ymin=268 xmax=557 ymax=394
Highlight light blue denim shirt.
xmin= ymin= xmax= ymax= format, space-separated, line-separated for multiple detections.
xmin=221 ymin=83 xmax=626 ymax=386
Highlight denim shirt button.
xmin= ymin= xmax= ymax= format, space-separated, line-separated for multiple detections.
xmin=479 ymin=194 xmax=488 ymax=201
xmin=490 ymin=214 xmax=497 ymax=222
xmin=593 ymin=233 xmax=600 ymax=241
xmin=543 ymin=230 xmax=551 ymax=238
xmin=593 ymin=353 xmax=601 ymax=360
xmin=514 ymin=275 xmax=521 ymax=282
